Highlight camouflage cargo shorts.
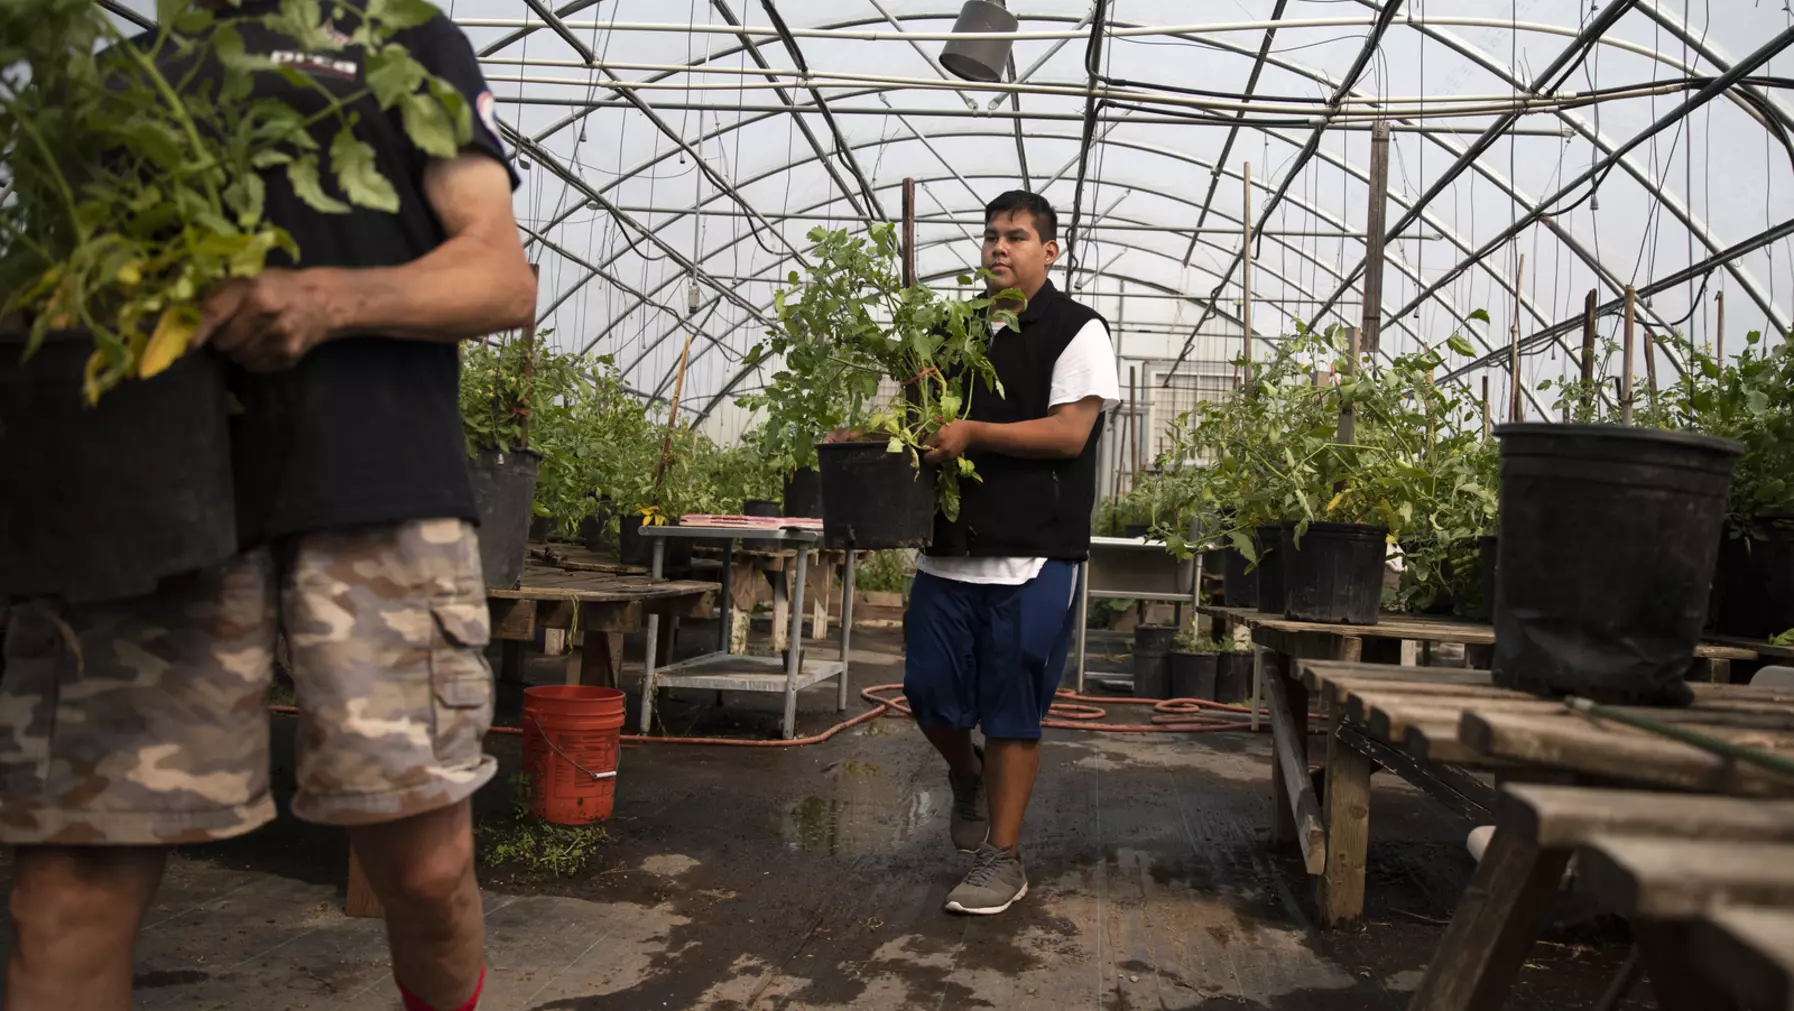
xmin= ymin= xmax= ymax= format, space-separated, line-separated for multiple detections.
xmin=0 ymin=518 xmax=497 ymax=845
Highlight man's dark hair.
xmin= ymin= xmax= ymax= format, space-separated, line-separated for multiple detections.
xmin=984 ymin=191 xmax=1057 ymax=243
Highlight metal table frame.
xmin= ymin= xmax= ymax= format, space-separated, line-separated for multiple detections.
xmin=639 ymin=525 xmax=857 ymax=739
xmin=1071 ymin=536 xmax=1202 ymax=692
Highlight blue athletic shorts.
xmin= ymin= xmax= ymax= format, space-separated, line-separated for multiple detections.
xmin=902 ymin=561 xmax=1078 ymax=741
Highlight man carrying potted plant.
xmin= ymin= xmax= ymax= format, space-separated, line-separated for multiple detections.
xmin=905 ymin=191 xmax=1119 ymax=915
xmin=0 ymin=5 xmax=535 ymax=1011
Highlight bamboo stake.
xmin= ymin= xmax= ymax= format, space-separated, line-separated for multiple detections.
xmin=1360 ymin=122 xmax=1390 ymax=358
xmin=1509 ymin=252 xmax=1524 ymax=423
xmin=1482 ymin=376 xmax=1491 ymax=440
xmin=1717 ymin=289 xmax=1726 ymax=366
xmin=901 ymin=177 xmax=917 ymax=288
xmin=652 ymin=331 xmax=695 ymax=491
xmin=1337 ymin=326 xmax=1358 ymax=446
xmin=1241 ymin=161 xmax=1253 ymax=390
xmin=1622 ymin=285 xmax=1636 ymax=425
xmin=1580 ymin=288 xmax=1597 ymax=415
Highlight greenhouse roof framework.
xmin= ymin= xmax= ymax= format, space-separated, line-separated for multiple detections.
xmin=100 ymin=0 xmax=1794 ymax=432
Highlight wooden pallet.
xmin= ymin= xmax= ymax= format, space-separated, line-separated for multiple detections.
xmin=487 ymin=563 xmax=716 ymax=688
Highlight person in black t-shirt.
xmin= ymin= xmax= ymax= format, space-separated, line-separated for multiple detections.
xmin=0 ymin=7 xmax=534 ymax=1011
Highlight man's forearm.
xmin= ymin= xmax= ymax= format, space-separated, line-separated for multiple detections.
xmin=322 ymin=235 xmax=536 ymax=343
xmin=966 ymin=417 xmax=1089 ymax=460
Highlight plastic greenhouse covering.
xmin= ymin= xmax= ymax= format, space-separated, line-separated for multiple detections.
xmin=98 ymin=0 xmax=1794 ymax=456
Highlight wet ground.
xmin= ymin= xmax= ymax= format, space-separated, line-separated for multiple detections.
xmin=0 ymin=622 xmax=1649 ymax=1010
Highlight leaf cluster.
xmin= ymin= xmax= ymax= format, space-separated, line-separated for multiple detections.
xmin=739 ymin=223 xmax=1023 ymax=520
xmin=0 ymin=0 xmax=469 ymax=400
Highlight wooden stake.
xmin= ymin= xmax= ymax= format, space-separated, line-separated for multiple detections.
xmin=1622 ymin=285 xmax=1636 ymax=426
xmin=1716 ymin=289 xmax=1726 ymax=367
xmin=1580 ymin=288 xmax=1597 ymax=414
xmin=652 ymin=332 xmax=695 ymax=491
xmin=1241 ymin=161 xmax=1254 ymax=389
xmin=1337 ymin=326 xmax=1359 ymax=446
xmin=1509 ymin=253 xmax=1524 ymax=424
xmin=901 ymin=177 xmax=917 ymax=289
xmin=1482 ymin=376 xmax=1491 ymax=440
xmin=518 ymin=262 xmax=541 ymax=448
xmin=1128 ymin=365 xmax=1140 ymax=489
xmin=1360 ymin=122 xmax=1391 ymax=359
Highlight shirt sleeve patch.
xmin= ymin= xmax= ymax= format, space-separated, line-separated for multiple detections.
xmin=476 ymin=90 xmax=500 ymax=138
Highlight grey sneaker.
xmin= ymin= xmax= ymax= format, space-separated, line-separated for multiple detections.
xmin=945 ymin=843 xmax=1028 ymax=915
xmin=949 ymin=747 xmax=988 ymax=853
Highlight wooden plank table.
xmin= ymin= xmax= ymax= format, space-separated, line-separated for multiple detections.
xmin=1268 ymin=659 xmax=1794 ymax=927
xmin=691 ymin=544 xmax=858 ymax=649
xmin=1409 ymin=783 xmax=1794 ymax=1011
xmin=486 ymin=562 xmax=717 ymax=690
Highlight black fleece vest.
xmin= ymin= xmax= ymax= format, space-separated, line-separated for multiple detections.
xmin=926 ymin=280 xmax=1107 ymax=562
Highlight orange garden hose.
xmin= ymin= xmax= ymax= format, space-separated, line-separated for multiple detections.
xmin=273 ymin=687 xmax=1324 ymax=748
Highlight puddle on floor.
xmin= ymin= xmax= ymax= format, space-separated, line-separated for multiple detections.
xmin=772 ymin=768 xmax=941 ymax=856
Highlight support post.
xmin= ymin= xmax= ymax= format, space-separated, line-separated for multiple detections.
xmin=1622 ymin=285 xmax=1637 ymax=426
xmin=1128 ymin=365 xmax=1139 ymax=489
xmin=1580 ymin=288 xmax=1597 ymax=413
xmin=901 ymin=177 xmax=916 ymax=288
xmin=638 ymin=535 xmax=667 ymax=734
xmin=1360 ymin=121 xmax=1391 ymax=358
xmin=1509 ymin=253 xmax=1524 ymax=423
xmin=837 ymin=549 xmax=856 ymax=712
xmin=1241 ymin=161 xmax=1254 ymax=387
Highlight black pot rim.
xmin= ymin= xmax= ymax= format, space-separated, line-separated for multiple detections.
xmin=1292 ymin=520 xmax=1388 ymax=539
xmin=1494 ymin=421 xmax=1743 ymax=457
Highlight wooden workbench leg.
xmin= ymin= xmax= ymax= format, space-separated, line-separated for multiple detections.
xmin=572 ymin=624 xmax=623 ymax=689
xmin=1318 ymin=705 xmax=1371 ymax=927
xmin=1399 ymin=638 xmax=1418 ymax=666
xmin=542 ymin=628 xmax=568 ymax=657
xmin=1633 ymin=922 xmax=1737 ymax=1011
xmin=810 ymin=552 xmax=832 ymax=640
xmin=1405 ymin=827 xmax=1572 ymax=1011
xmin=346 ymin=847 xmax=384 ymax=919
xmin=1335 ymin=635 xmax=1363 ymax=662
xmin=771 ymin=562 xmax=791 ymax=653
xmin=1268 ymin=654 xmax=1304 ymax=845
xmin=728 ymin=559 xmax=758 ymax=654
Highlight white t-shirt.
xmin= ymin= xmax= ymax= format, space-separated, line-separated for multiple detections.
xmin=915 ymin=316 xmax=1122 ymax=586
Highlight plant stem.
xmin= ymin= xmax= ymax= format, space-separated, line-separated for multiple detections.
xmin=121 ymin=42 xmax=220 ymax=207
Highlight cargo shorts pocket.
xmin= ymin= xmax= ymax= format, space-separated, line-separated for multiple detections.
xmin=429 ymin=601 xmax=494 ymax=765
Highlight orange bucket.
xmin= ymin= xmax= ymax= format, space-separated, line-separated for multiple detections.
xmin=521 ymin=686 xmax=626 ymax=825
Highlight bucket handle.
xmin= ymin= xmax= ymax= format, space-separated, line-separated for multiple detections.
xmin=527 ymin=713 xmax=618 ymax=782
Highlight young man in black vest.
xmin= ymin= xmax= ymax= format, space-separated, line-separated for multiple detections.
xmin=908 ymin=191 xmax=1119 ymax=915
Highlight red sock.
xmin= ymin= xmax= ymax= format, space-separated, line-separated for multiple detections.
xmin=398 ymin=966 xmax=485 ymax=1011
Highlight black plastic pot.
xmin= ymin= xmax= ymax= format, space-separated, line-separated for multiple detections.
xmin=1221 ymin=546 xmax=1258 ymax=608
xmin=0 ymin=337 xmax=239 ymax=603
xmin=528 ymin=515 xmax=552 ymax=543
xmin=816 ymin=442 xmax=937 ymax=550
xmin=782 ymin=467 xmax=824 ymax=519
xmin=1124 ymin=524 xmax=1152 ymax=540
xmin=1476 ymin=534 xmax=1500 ymax=624
xmin=743 ymin=498 xmax=782 ymax=551
xmin=1132 ymin=624 xmax=1177 ymax=699
xmin=1254 ymin=524 xmax=1286 ymax=614
xmin=1714 ymin=519 xmax=1794 ymax=641
xmin=619 ymin=513 xmax=650 ymax=566
xmin=1215 ymin=652 xmax=1252 ymax=704
xmin=467 ymin=447 xmax=540 ymax=590
xmin=1169 ymin=650 xmax=1218 ymax=700
xmin=1493 ymin=423 xmax=1741 ymax=706
xmin=1282 ymin=522 xmax=1388 ymax=625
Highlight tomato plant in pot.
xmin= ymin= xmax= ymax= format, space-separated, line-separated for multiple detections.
xmin=744 ymin=224 xmax=1023 ymax=550
xmin=0 ymin=0 xmax=469 ymax=602
xmin=461 ymin=330 xmax=581 ymax=589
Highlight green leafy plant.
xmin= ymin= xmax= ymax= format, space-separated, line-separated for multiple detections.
xmin=475 ymin=773 xmax=607 ymax=878
xmin=742 ymin=224 xmax=1024 ymax=521
xmin=1 ymin=0 xmax=471 ymax=401
xmin=854 ymin=549 xmax=914 ymax=594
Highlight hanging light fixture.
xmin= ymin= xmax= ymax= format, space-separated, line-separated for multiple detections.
xmin=939 ymin=0 xmax=1018 ymax=84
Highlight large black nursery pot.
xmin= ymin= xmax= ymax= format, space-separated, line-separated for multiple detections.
xmin=0 ymin=335 xmax=238 ymax=603
xmin=782 ymin=467 xmax=824 ymax=519
xmin=1713 ymin=517 xmax=1794 ymax=641
xmin=1215 ymin=651 xmax=1253 ymax=704
xmin=620 ymin=515 xmax=692 ymax=573
xmin=1168 ymin=649 xmax=1218 ymax=700
xmin=743 ymin=498 xmax=783 ymax=551
xmin=1493 ymin=424 xmax=1741 ymax=706
xmin=467 ymin=447 xmax=540 ymax=590
xmin=1282 ymin=522 xmax=1387 ymax=625
xmin=816 ymin=442 xmax=937 ymax=550
xmin=1132 ymin=623 xmax=1177 ymax=700
xmin=1220 ymin=544 xmax=1258 ymax=608
xmin=1253 ymin=524 xmax=1286 ymax=614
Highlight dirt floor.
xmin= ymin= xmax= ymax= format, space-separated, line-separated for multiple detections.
xmin=0 ymin=621 xmax=1652 ymax=1010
